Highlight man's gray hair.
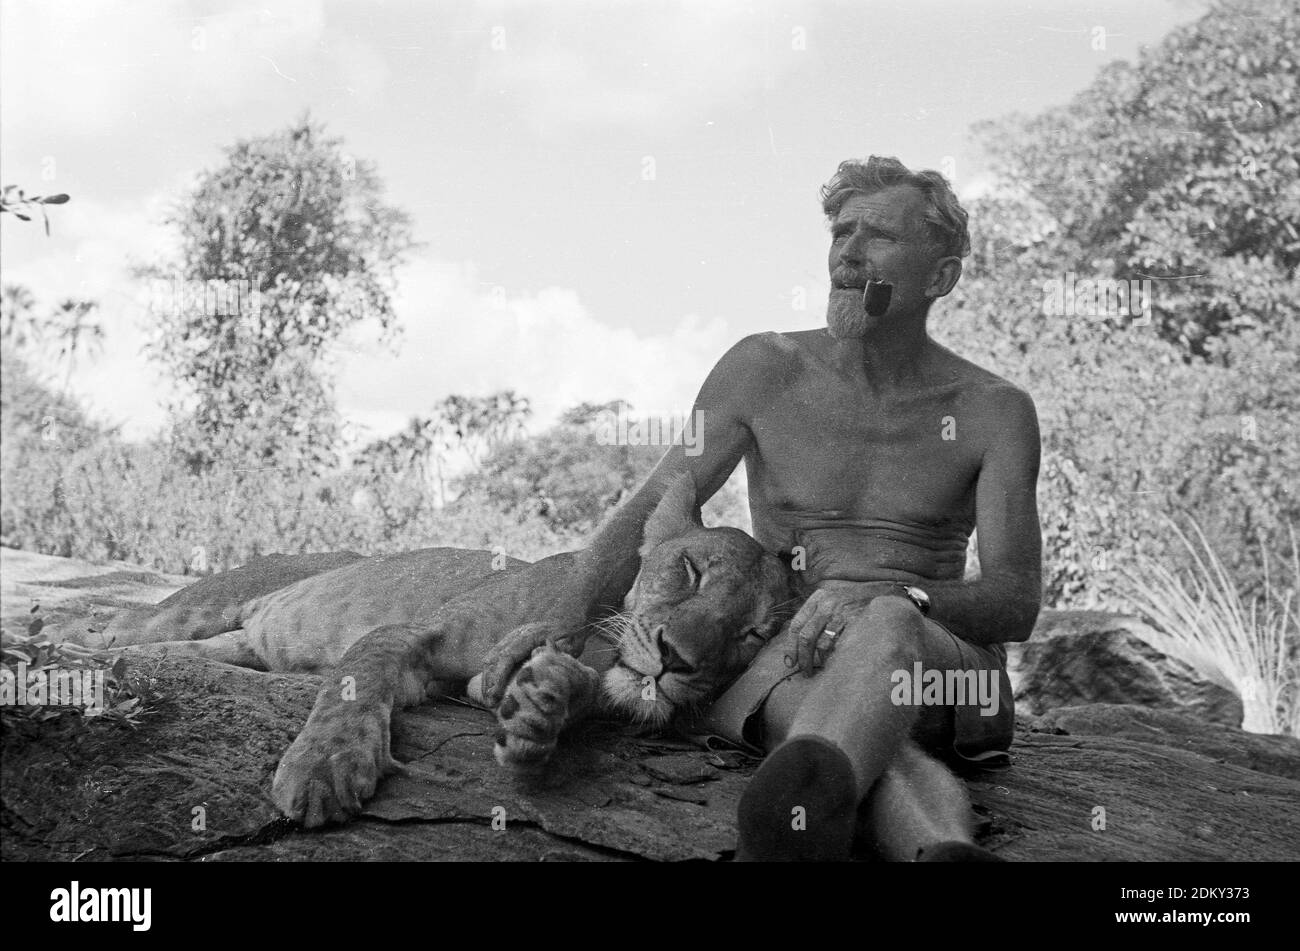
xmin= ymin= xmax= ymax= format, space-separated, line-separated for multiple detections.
xmin=820 ymin=156 xmax=971 ymax=260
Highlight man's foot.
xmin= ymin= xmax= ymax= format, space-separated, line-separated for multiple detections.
xmin=915 ymin=840 xmax=1007 ymax=862
xmin=736 ymin=734 xmax=857 ymax=861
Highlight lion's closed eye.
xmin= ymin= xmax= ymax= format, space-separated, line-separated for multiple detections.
xmin=682 ymin=555 xmax=700 ymax=590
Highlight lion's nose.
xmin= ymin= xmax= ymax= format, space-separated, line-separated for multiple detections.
xmin=655 ymin=627 xmax=692 ymax=674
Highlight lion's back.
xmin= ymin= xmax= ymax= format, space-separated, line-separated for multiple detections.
xmin=241 ymin=547 xmax=549 ymax=670
xmin=157 ymin=551 xmax=368 ymax=610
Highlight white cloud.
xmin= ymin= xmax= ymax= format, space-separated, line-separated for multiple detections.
xmin=5 ymin=161 xmax=735 ymax=446
xmin=336 ymin=254 xmax=735 ymax=446
xmin=1 ymin=185 xmax=184 ymax=438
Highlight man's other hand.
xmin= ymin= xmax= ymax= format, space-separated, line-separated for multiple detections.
xmin=787 ymin=581 xmax=906 ymax=674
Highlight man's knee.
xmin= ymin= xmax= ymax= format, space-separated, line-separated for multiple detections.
xmin=844 ymin=595 xmax=926 ymax=665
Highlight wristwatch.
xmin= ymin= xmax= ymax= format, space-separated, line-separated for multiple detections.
xmin=893 ymin=583 xmax=931 ymax=616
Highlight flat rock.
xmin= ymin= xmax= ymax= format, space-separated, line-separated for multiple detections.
xmin=4 ymin=550 xmax=1298 ymax=862
xmin=4 ymin=652 xmax=1299 ymax=862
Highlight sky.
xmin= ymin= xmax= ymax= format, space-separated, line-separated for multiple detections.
xmin=1 ymin=0 xmax=1208 ymax=447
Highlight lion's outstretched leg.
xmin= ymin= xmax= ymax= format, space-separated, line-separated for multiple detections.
xmin=120 ymin=633 xmax=268 ymax=670
xmin=493 ymin=643 xmax=601 ymax=770
xmin=273 ymin=622 xmax=455 ymax=827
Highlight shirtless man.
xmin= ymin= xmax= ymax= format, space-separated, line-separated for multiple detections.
xmin=489 ymin=155 xmax=1042 ymax=861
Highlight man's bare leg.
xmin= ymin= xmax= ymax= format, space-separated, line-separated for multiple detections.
xmin=865 ymin=739 xmax=1002 ymax=861
xmin=736 ymin=596 xmax=1000 ymax=861
xmin=736 ymin=596 xmax=919 ymax=860
xmin=780 ymin=596 xmax=926 ymax=796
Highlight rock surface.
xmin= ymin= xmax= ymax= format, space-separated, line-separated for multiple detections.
xmin=4 ymin=548 xmax=1299 ymax=862
xmin=1007 ymin=610 xmax=1244 ymax=728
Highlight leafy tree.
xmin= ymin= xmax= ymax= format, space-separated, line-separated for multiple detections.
xmin=350 ymin=416 xmax=438 ymax=539
xmin=940 ymin=0 xmax=1299 ymax=607
xmin=143 ymin=114 xmax=416 ymax=473
xmin=461 ymin=415 xmax=654 ymax=534
xmin=559 ymin=399 xmax=632 ymax=427
xmin=970 ymin=0 xmax=1298 ymax=357
xmin=348 ymin=390 xmax=533 ymax=534
xmin=431 ymin=390 xmax=532 ymax=493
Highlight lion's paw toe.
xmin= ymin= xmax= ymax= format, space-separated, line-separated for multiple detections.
xmin=493 ymin=646 xmax=586 ymax=770
xmin=272 ymin=709 xmax=394 ymax=827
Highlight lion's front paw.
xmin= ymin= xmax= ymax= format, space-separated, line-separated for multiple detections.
xmin=272 ymin=702 xmax=397 ymax=828
xmin=481 ymin=620 xmax=565 ymax=707
xmin=493 ymin=645 xmax=596 ymax=771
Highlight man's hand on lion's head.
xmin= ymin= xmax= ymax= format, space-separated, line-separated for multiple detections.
xmin=481 ymin=621 xmax=583 ymax=707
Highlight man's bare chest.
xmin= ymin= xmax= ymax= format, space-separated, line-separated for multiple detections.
xmin=744 ymin=376 xmax=984 ymax=520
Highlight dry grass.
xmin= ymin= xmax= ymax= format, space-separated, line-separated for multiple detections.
xmin=1122 ymin=519 xmax=1299 ymax=736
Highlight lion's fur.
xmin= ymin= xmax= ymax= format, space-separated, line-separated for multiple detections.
xmin=108 ymin=475 xmax=798 ymax=823
xmin=106 ymin=477 xmax=795 ymax=700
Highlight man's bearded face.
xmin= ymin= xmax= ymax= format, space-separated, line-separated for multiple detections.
xmin=826 ymin=185 xmax=938 ymax=339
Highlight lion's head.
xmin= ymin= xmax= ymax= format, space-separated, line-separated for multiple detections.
xmin=600 ymin=474 xmax=797 ymax=728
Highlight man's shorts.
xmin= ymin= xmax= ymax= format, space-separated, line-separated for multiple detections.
xmin=683 ymin=612 xmax=1014 ymax=770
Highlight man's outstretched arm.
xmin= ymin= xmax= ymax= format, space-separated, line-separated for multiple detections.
xmin=482 ymin=334 xmax=775 ymax=702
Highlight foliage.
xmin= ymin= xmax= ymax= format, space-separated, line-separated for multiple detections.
xmin=936 ymin=0 xmax=1300 ymax=608
xmin=141 ymin=114 xmax=416 ymax=474
xmin=0 ymin=345 xmax=104 ymax=449
xmin=461 ymin=418 xmax=655 ymax=535
xmin=1 ymin=349 xmax=571 ymax=569
xmin=0 ymin=185 xmax=69 ymax=235
xmin=2 ymin=285 xmax=104 ymax=394
xmin=459 ymin=405 xmax=751 ymax=536
xmin=1 ymin=624 xmax=166 ymax=732
xmin=970 ymin=0 xmax=1299 ymax=356
xmin=349 ymin=390 xmax=534 ymax=538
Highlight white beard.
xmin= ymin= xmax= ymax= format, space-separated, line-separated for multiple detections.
xmin=827 ymin=291 xmax=871 ymax=338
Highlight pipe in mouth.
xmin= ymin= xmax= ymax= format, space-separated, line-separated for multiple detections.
xmin=862 ymin=280 xmax=893 ymax=317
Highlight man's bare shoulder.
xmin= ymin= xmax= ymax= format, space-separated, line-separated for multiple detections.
xmin=714 ymin=331 xmax=810 ymax=377
xmin=729 ymin=330 xmax=810 ymax=357
xmin=929 ymin=345 xmax=1039 ymax=460
xmin=931 ymin=344 xmax=1036 ymax=409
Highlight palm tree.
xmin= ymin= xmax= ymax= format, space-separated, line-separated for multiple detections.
xmin=51 ymin=298 xmax=104 ymax=392
xmin=1 ymin=283 xmax=38 ymax=348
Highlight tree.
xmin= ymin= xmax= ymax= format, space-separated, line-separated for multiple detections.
xmin=970 ymin=0 xmax=1299 ymax=358
xmin=429 ymin=391 xmax=532 ymax=504
xmin=350 ymin=417 xmax=437 ymax=541
xmin=559 ymin=399 xmax=632 ymax=427
xmin=51 ymin=298 xmax=103 ymax=392
xmin=458 ymin=401 xmax=652 ymax=533
xmin=938 ymin=0 xmax=1299 ymax=607
xmin=143 ymin=114 xmax=416 ymax=473
xmin=1 ymin=284 xmax=39 ymax=349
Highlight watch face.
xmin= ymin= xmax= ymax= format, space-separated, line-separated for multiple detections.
xmin=903 ymin=585 xmax=930 ymax=614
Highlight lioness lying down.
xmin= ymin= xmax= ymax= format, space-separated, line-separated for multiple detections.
xmin=102 ymin=475 xmax=797 ymax=827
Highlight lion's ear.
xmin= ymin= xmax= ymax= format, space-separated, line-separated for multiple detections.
xmin=639 ymin=472 xmax=703 ymax=557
